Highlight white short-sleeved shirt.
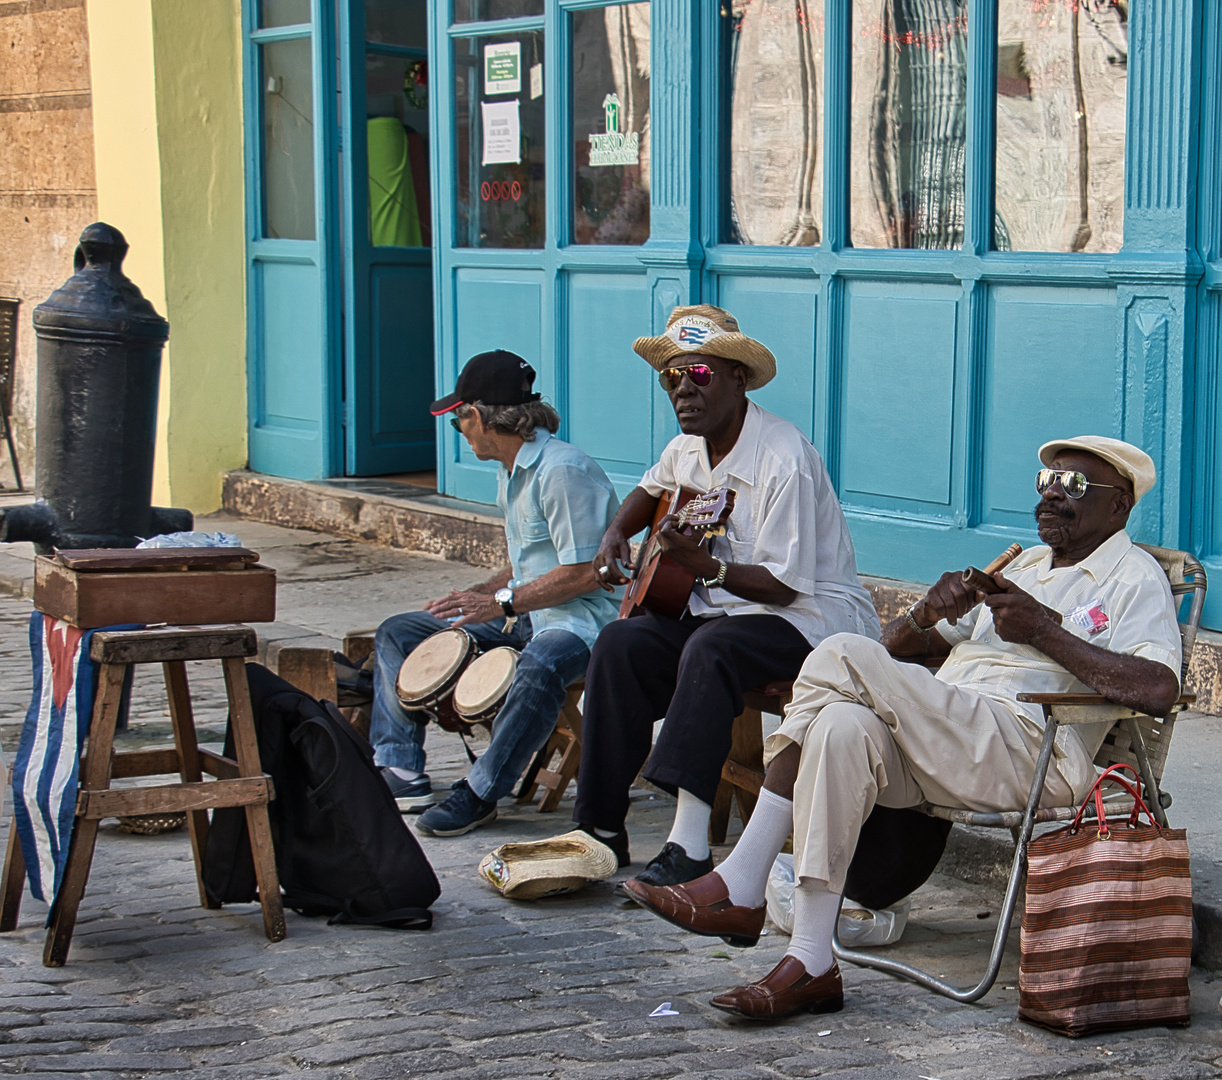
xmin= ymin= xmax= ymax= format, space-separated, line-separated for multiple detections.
xmin=637 ymin=401 xmax=880 ymax=646
xmin=934 ymin=530 xmax=1182 ymax=792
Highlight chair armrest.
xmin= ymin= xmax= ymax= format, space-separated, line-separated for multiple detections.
xmin=1016 ymin=691 xmax=1195 ymax=707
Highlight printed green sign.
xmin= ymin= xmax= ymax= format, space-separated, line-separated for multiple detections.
xmin=484 ymin=42 xmax=521 ymax=96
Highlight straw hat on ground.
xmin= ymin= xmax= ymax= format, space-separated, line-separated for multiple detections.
xmin=632 ymin=304 xmax=777 ymax=391
xmin=1038 ymin=435 xmax=1156 ymax=505
xmin=478 ymin=830 xmax=619 ymax=900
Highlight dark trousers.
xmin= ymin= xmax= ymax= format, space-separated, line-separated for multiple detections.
xmin=573 ymin=611 xmax=812 ymax=832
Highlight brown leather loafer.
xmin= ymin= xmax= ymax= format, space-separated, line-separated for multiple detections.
xmin=710 ymin=957 xmax=844 ymax=1020
xmin=623 ymin=871 xmax=765 ymax=947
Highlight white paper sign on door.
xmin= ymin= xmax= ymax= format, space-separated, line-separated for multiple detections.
xmin=481 ymin=99 xmax=521 ymax=165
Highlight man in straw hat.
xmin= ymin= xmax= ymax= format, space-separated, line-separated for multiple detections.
xmin=370 ymin=350 xmax=620 ymax=836
xmin=627 ymin=436 xmax=1182 ymax=1019
xmin=549 ymin=304 xmax=879 ymax=886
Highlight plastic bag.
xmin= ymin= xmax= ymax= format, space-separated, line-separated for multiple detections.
xmin=137 ymin=531 xmax=243 ymax=549
xmin=764 ymin=853 xmax=909 ymax=947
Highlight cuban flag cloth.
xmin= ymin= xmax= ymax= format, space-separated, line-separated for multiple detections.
xmin=12 ymin=612 xmax=104 ymax=907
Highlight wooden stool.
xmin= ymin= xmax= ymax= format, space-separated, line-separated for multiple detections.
xmin=516 ymin=679 xmax=584 ymax=813
xmin=709 ymin=681 xmax=792 ymax=844
xmin=0 ymin=624 xmax=286 ymax=965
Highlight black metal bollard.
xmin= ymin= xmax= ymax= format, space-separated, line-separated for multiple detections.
xmin=0 ymin=223 xmax=192 ymax=551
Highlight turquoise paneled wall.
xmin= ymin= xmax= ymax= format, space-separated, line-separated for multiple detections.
xmin=416 ymin=0 xmax=1219 ymax=620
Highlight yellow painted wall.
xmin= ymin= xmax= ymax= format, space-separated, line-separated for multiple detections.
xmin=85 ymin=0 xmax=246 ymax=514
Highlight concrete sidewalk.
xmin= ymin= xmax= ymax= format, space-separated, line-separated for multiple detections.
xmin=0 ymin=510 xmax=1216 ymax=1075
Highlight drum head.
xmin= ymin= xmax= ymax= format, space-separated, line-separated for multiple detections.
xmin=396 ymin=628 xmax=473 ymax=704
xmin=453 ymin=647 xmax=519 ymax=718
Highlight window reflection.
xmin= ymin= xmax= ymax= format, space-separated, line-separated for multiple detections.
xmin=572 ymin=4 xmax=650 ymax=245
xmin=454 ymin=31 xmax=546 ymax=248
xmin=454 ymin=0 xmax=543 ymax=22
xmin=995 ymin=1 xmax=1127 ymax=253
xmin=723 ymin=1 xmax=823 ymax=246
xmin=261 ymin=37 xmax=315 ymax=240
xmin=850 ymin=0 xmax=968 ymax=250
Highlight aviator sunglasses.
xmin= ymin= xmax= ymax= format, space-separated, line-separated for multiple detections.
xmin=658 ymin=364 xmax=716 ymax=392
xmin=1036 ymin=468 xmax=1123 ymax=500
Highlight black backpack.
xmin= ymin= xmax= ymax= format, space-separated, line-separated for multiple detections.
xmin=203 ymin=663 xmax=440 ymax=929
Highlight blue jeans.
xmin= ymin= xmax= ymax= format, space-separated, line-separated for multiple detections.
xmin=370 ymin=610 xmax=590 ymax=803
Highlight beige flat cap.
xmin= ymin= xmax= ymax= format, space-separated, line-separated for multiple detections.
xmin=1038 ymin=436 xmax=1156 ymax=504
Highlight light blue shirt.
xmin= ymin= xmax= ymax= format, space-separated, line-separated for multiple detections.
xmin=497 ymin=430 xmax=621 ymax=649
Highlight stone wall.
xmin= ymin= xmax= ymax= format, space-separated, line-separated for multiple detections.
xmin=0 ymin=0 xmax=98 ymax=490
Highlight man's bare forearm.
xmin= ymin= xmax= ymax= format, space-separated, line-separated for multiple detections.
xmin=511 ymin=562 xmax=601 ymax=615
xmin=1026 ymin=620 xmax=1180 ymax=716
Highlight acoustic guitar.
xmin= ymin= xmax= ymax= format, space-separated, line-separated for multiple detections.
xmin=618 ymin=487 xmax=736 ymax=620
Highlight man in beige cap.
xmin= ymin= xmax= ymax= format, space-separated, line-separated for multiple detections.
xmin=561 ymin=305 xmax=879 ymax=887
xmin=627 ymin=435 xmax=1182 ymax=1020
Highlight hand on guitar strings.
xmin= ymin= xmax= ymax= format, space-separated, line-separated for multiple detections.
xmin=655 ymin=514 xmax=722 ymax=581
xmin=426 ymin=588 xmax=501 ymax=628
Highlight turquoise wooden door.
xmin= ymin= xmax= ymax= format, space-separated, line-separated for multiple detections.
xmin=244 ymin=0 xmax=342 ymax=480
xmin=340 ymin=0 xmax=437 ymax=475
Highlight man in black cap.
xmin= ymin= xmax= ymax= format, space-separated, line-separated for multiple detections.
xmin=371 ymin=350 xmax=620 ymax=837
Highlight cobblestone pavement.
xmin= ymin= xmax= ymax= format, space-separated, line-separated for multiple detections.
xmin=0 ymin=595 xmax=1218 ymax=1077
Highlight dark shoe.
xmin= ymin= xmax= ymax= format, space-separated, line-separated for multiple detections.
xmin=578 ymin=824 xmax=630 ymax=869
xmin=631 ymin=842 xmax=712 ymax=889
xmin=625 ymin=871 xmax=765 ymax=947
xmin=710 ymin=957 xmax=844 ymax=1020
xmin=381 ymin=768 xmax=437 ymax=813
xmin=416 ymin=780 xmax=497 ymax=837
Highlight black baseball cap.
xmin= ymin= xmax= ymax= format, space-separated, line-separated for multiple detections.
xmin=430 ymin=349 xmax=542 ymax=416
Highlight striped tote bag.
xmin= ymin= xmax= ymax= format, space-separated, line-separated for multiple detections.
xmin=1019 ymin=764 xmax=1192 ymax=1037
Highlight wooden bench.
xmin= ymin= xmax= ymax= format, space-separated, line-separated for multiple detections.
xmin=275 ymin=632 xmax=585 ymax=812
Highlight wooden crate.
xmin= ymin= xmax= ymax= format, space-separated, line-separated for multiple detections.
xmin=34 ymin=549 xmax=276 ymax=628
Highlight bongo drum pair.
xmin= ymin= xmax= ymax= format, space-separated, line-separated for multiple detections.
xmin=395 ymin=628 xmax=518 ymax=730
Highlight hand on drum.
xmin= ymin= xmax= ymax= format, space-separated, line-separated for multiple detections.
xmin=426 ymin=589 xmax=501 ymax=628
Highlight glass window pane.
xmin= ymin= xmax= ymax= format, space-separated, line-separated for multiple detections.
xmin=850 ymin=0 xmax=969 ymax=250
xmin=994 ymin=1 xmax=1127 ymax=253
xmin=723 ymin=1 xmax=824 ymax=246
xmin=259 ymin=0 xmax=311 ymax=28
xmin=367 ymin=50 xmax=431 ymax=248
xmin=261 ymin=37 xmax=316 ymax=240
xmin=454 ymin=31 xmax=545 ymax=248
xmin=454 ymin=0 xmax=543 ymax=22
xmin=365 ymin=0 xmax=426 ymax=47
xmin=572 ymin=4 xmax=650 ymax=246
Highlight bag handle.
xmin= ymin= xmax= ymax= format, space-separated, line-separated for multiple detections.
xmin=1070 ymin=763 xmax=1159 ymax=838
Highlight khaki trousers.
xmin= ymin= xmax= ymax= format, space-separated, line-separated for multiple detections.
xmin=764 ymin=634 xmax=1091 ymax=894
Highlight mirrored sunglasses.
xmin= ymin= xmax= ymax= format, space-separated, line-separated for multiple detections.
xmin=658 ymin=364 xmax=716 ymax=392
xmin=1036 ymin=468 xmax=1122 ymax=500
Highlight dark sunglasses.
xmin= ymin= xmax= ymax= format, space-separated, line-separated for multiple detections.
xmin=1036 ymin=468 xmax=1123 ymax=500
xmin=658 ymin=364 xmax=716 ymax=392
xmin=450 ymin=416 xmax=463 ymax=433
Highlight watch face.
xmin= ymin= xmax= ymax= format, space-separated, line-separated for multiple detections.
xmin=495 ymin=588 xmax=513 ymax=605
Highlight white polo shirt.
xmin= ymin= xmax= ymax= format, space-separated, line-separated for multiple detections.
xmin=934 ymin=530 xmax=1182 ymax=793
xmin=638 ymin=401 xmax=880 ymax=647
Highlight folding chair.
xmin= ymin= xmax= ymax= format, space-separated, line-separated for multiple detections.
xmin=832 ymin=544 xmax=1207 ymax=1002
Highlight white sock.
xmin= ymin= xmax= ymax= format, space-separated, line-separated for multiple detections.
xmin=713 ymin=787 xmax=793 ymax=908
xmin=785 ymin=878 xmax=840 ymax=976
xmin=592 ymin=827 xmax=620 ymax=839
xmin=665 ymin=789 xmax=712 ymax=861
xmin=388 ymin=767 xmax=423 ymax=782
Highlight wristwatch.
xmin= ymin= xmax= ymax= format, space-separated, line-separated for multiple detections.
xmin=698 ymin=559 xmax=728 ymax=589
xmin=904 ymin=601 xmax=931 ymax=638
xmin=495 ymin=587 xmax=518 ymax=632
